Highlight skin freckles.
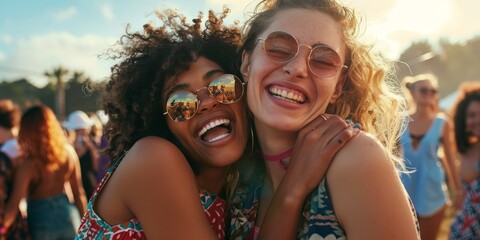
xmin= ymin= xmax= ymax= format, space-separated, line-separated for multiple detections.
xmin=242 ymin=9 xmax=347 ymax=133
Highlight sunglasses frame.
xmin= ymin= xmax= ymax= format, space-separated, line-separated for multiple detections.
xmin=163 ymin=74 xmax=245 ymax=122
xmin=418 ymin=87 xmax=438 ymax=95
xmin=257 ymin=31 xmax=348 ymax=78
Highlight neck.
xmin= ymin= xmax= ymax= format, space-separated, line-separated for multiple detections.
xmin=254 ymin=118 xmax=297 ymax=190
xmin=414 ymin=104 xmax=435 ymax=117
xmin=195 ymin=166 xmax=229 ymax=196
xmin=255 ymin=118 xmax=296 ymax=154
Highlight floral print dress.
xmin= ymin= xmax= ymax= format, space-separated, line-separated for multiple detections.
xmin=0 ymin=151 xmax=31 ymax=240
xmin=75 ymin=155 xmax=226 ymax=239
xmin=450 ymin=175 xmax=480 ymax=239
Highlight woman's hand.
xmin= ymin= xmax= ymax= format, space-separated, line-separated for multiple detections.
xmin=287 ymin=114 xmax=360 ymax=197
xmin=257 ymin=115 xmax=360 ymax=240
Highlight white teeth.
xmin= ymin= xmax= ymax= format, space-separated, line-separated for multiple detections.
xmin=269 ymin=86 xmax=306 ymax=103
xmin=198 ymin=119 xmax=231 ymax=137
xmin=207 ymin=133 xmax=229 ymax=143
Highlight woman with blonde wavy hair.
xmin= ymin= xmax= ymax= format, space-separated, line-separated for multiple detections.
xmin=230 ymin=0 xmax=420 ymax=239
xmin=2 ymin=105 xmax=87 ymax=240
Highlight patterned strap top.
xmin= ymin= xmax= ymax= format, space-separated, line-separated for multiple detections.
xmin=75 ymin=154 xmax=227 ymax=239
xmin=75 ymin=156 xmax=145 ymax=240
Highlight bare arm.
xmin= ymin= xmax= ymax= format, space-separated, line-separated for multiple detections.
xmin=2 ymin=161 xmax=33 ymax=229
xmin=114 ymin=137 xmax=217 ymax=239
xmin=66 ymin=144 xmax=88 ymax=216
xmin=329 ymin=133 xmax=419 ymax=240
xmin=441 ymin=117 xmax=463 ymax=209
xmin=258 ymin=116 xmax=359 ymax=240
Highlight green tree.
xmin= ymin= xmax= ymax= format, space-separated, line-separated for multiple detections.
xmin=44 ymin=66 xmax=69 ymax=121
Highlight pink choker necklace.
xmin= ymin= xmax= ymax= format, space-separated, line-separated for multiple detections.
xmin=263 ymin=148 xmax=293 ymax=171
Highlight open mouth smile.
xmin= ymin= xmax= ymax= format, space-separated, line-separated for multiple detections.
xmin=198 ymin=119 xmax=232 ymax=143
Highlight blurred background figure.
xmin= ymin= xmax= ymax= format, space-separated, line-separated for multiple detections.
xmin=86 ymin=112 xmax=109 ymax=182
xmin=64 ymin=110 xmax=99 ymax=198
xmin=2 ymin=105 xmax=87 ymax=240
xmin=0 ymin=99 xmax=30 ymax=240
xmin=450 ymin=82 xmax=480 ymax=239
xmin=400 ymin=73 xmax=463 ymax=240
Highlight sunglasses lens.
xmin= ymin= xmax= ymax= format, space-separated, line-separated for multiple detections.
xmin=264 ymin=31 xmax=298 ymax=62
xmin=310 ymin=46 xmax=343 ymax=78
xmin=209 ymin=75 xmax=244 ymax=104
xmin=263 ymin=31 xmax=344 ymax=78
xmin=419 ymin=88 xmax=438 ymax=95
xmin=166 ymin=92 xmax=198 ymax=122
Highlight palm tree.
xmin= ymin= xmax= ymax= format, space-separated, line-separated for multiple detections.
xmin=44 ymin=66 xmax=69 ymax=121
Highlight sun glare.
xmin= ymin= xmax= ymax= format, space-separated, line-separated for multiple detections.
xmin=387 ymin=0 xmax=452 ymax=34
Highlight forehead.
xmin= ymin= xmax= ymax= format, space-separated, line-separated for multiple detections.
xmin=467 ymin=100 xmax=480 ymax=112
xmin=163 ymin=57 xmax=224 ymax=92
xmin=264 ymin=8 xmax=345 ymax=53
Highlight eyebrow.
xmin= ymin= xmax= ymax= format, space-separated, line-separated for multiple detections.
xmin=165 ymin=68 xmax=225 ymax=97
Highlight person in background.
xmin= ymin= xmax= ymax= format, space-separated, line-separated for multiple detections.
xmin=64 ymin=110 xmax=99 ymax=198
xmin=86 ymin=112 xmax=109 ymax=182
xmin=400 ymin=73 xmax=462 ymax=240
xmin=233 ymin=0 xmax=420 ymax=239
xmin=450 ymin=82 xmax=480 ymax=239
xmin=0 ymin=99 xmax=30 ymax=240
xmin=2 ymin=105 xmax=87 ymax=240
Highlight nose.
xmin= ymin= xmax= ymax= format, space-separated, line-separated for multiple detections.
xmin=196 ymin=89 xmax=219 ymax=114
xmin=282 ymin=47 xmax=310 ymax=79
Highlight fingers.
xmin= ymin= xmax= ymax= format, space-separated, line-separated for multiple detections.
xmin=298 ymin=114 xmax=339 ymax=138
xmin=298 ymin=115 xmax=361 ymax=151
xmin=326 ymin=124 xmax=360 ymax=154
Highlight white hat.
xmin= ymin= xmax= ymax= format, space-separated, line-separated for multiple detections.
xmin=64 ymin=110 xmax=94 ymax=130
xmin=95 ymin=110 xmax=109 ymax=125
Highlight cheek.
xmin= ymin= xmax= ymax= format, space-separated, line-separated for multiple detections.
xmin=167 ymin=121 xmax=189 ymax=143
xmin=466 ymin=117 xmax=475 ymax=128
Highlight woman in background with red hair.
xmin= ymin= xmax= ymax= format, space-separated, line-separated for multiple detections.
xmin=1 ymin=105 xmax=87 ymax=240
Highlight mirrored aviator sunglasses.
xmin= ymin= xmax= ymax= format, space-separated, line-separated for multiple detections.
xmin=259 ymin=31 xmax=348 ymax=78
xmin=164 ymin=74 xmax=245 ymax=122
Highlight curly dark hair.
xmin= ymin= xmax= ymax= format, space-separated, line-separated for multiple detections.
xmin=452 ymin=82 xmax=480 ymax=153
xmin=102 ymin=7 xmax=243 ymax=166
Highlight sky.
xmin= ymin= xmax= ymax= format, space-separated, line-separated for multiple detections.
xmin=1 ymin=0 xmax=479 ymax=87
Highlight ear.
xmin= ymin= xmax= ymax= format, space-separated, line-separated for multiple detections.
xmin=240 ymin=50 xmax=251 ymax=81
xmin=329 ymin=73 xmax=346 ymax=104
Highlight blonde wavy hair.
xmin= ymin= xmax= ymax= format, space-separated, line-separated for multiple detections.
xmin=18 ymin=105 xmax=67 ymax=171
xmin=239 ymin=0 xmax=408 ymax=169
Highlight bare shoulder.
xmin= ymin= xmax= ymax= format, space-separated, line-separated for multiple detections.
xmin=65 ymin=143 xmax=77 ymax=158
xmin=128 ymin=136 xmax=185 ymax=163
xmin=65 ymin=143 xmax=79 ymax=165
xmin=93 ymin=136 xmax=196 ymax=226
xmin=326 ymin=131 xmax=400 ymax=191
xmin=16 ymin=157 xmax=37 ymax=181
xmin=328 ymin=132 xmax=393 ymax=177
xmin=326 ymin=132 xmax=419 ymax=238
xmin=437 ymin=112 xmax=451 ymax=121
xmin=116 ymin=136 xmax=191 ymax=179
